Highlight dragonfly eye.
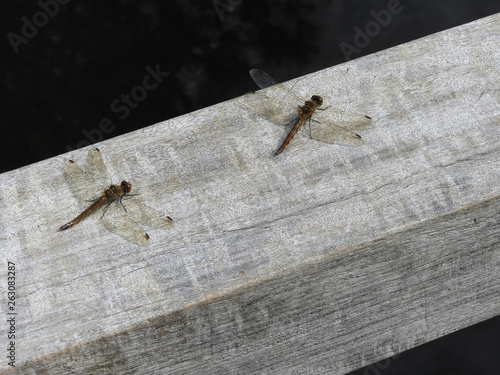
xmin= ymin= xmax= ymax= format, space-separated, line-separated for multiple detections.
xmin=311 ymin=95 xmax=323 ymax=106
xmin=121 ymin=181 xmax=132 ymax=193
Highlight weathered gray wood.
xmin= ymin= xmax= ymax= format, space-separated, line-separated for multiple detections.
xmin=1 ymin=12 xmax=500 ymax=375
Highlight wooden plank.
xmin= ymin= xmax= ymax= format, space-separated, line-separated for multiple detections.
xmin=2 ymin=12 xmax=500 ymax=375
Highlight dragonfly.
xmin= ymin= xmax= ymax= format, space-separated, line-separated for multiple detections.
xmin=59 ymin=148 xmax=173 ymax=246
xmin=248 ymin=69 xmax=372 ymax=155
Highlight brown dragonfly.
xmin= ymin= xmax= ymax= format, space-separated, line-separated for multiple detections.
xmin=59 ymin=148 xmax=173 ymax=246
xmin=248 ymin=69 xmax=372 ymax=155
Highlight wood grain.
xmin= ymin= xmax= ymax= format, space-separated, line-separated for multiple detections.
xmin=1 ymin=12 xmax=500 ymax=375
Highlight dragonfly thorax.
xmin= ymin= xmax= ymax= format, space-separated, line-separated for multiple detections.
xmin=104 ymin=181 xmax=131 ymax=198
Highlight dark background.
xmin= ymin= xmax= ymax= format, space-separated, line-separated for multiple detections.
xmin=2 ymin=0 xmax=500 ymax=373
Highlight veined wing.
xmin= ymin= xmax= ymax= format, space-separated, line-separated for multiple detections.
xmin=86 ymin=148 xmax=110 ymax=189
xmin=249 ymin=68 xmax=279 ymax=89
xmin=241 ymin=90 xmax=298 ymax=128
xmin=309 ymin=122 xmax=364 ymax=146
xmin=62 ymin=148 xmax=172 ymax=246
xmin=311 ymin=108 xmax=371 ymax=145
xmin=249 ymin=69 xmax=306 ymax=107
xmin=100 ymin=199 xmax=150 ymax=246
xmin=63 ymin=158 xmax=97 ymax=206
xmin=244 ymin=69 xmax=304 ymax=128
xmin=122 ymin=198 xmax=173 ymax=229
xmin=250 ymin=69 xmax=372 ymax=146
xmin=315 ymin=108 xmax=372 ymax=131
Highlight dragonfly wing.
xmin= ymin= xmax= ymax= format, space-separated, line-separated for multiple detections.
xmin=241 ymin=91 xmax=298 ymax=127
xmin=310 ymin=122 xmax=364 ymax=146
xmin=250 ymin=69 xmax=372 ymax=130
xmin=249 ymin=69 xmax=306 ymax=106
xmin=100 ymin=200 xmax=150 ymax=246
xmin=123 ymin=198 xmax=173 ymax=229
xmin=315 ymin=108 xmax=372 ymax=130
xmin=250 ymin=69 xmax=279 ymax=89
xmin=86 ymin=148 xmax=110 ymax=188
xmin=63 ymin=159 xmax=95 ymax=204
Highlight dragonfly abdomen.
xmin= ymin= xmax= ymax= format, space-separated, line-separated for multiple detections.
xmin=59 ymin=195 xmax=108 ymax=231
xmin=275 ymin=99 xmax=319 ymax=156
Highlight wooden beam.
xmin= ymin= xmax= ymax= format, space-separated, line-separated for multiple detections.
xmin=2 ymin=12 xmax=500 ymax=374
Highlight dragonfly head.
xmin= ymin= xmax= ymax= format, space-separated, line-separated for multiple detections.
xmin=120 ymin=181 xmax=132 ymax=194
xmin=311 ymin=95 xmax=323 ymax=107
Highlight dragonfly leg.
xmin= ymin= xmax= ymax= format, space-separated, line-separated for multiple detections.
xmin=100 ymin=201 xmax=113 ymax=218
xmin=307 ymin=117 xmax=322 ymax=139
xmin=123 ymin=193 xmax=139 ymax=200
xmin=118 ymin=197 xmax=128 ymax=212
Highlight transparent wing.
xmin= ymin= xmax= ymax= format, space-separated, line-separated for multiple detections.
xmin=122 ymin=198 xmax=173 ymax=229
xmin=248 ymin=69 xmax=316 ymax=129
xmin=249 ymin=69 xmax=280 ymax=89
xmin=310 ymin=123 xmax=364 ymax=146
xmin=249 ymin=69 xmax=371 ymax=146
xmin=100 ymin=200 xmax=150 ymax=246
xmin=249 ymin=69 xmax=306 ymax=107
xmin=243 ymin=89 xmax=370 ymax=144
xmin=311 ymin=108 xmax=371 ymax=145
xmin=314 ymin=108 xmax=372 ymax=131
xmin=63 ymin=159 xmax=96 ymax=205
xmin=240 ymin=90 xmax=299 ymax=127
xmin=86 ymin=148 xmax=110 ymax=188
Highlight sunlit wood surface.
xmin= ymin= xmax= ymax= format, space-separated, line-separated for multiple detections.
xmin=1 ymin=12 xmax=500 ymax=375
